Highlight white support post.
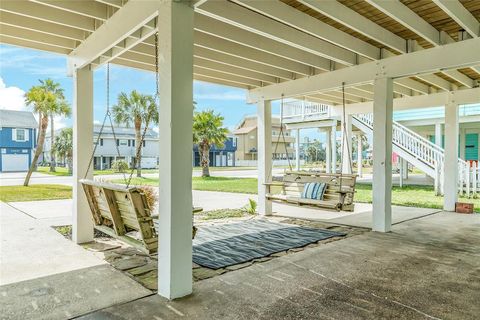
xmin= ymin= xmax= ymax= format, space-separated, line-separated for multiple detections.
xmin=295 ymin=128 xmax=300 ymax=171
xmin=341 ymin=114 xmax=353 ymax=174
xmin=356 ymin=134 xmax=363 ymax=177
xmin=443 ymin=93 xmax=459 ymax=211
xmin=258 ymin=99 xmax=273 ymax=216
xmin=325 ymin=128 xmax=331 ymax=173
xmin=331 ymin=124 xmax=337 ymax=173
xmin=399 ymin=158 xmax=404 ymax=188
xmin=72 ymin=66 xmax=94 ymax=244
xmin=100 ymin=156 xmax=103 ymax=171
xmin=372 ymin=77 xmax=393 ymax=232
xmin=157 ymin=0 xmax=194 ymax=300
xmin=459 ymin=128 xmax=466 ymax=160
xmin=434 ymin=123 xmax=443 ymax=147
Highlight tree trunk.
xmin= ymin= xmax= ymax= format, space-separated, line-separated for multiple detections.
xmin=24 ymin=115 xmax=48 ymax=186
xmin=200 ymin=142 xmax=210 ymax=177
xmin=34 ymin=111 xmax=42 ymax=171
xmin=134 ymin=118 xmax=142 ymax=178
xmin=67 ymin=155 xmax=73 ymax=174
xmin=49 ymin=113 xmax=56 ymax=172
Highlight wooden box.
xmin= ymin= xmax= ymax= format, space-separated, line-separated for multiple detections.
xmin=455 ymin=202 xmax=474 ymax=214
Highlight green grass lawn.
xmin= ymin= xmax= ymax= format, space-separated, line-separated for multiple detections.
xmin=119 ymin=176 xmax=258 ymax=194
xmin=37 ymin=166 xmax=71 ymax=176
xmin=0 ymin=184 xmax=72 ymax=202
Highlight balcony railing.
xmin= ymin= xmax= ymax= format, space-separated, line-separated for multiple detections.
xmin=282 ymin=100 xmax=331 ymax=123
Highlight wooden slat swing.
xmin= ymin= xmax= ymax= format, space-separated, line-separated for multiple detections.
xmin=79 ymin=34 xmax=200 ymax=253
xmin=266 ymin=88 xmax=357 ymax=211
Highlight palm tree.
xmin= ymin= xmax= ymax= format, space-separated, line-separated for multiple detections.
xmin=38 ymin=78 xmax=69 ymax=172
xmin=53 ymin=128 xmax=73 ymax=174
xmin=193 ymin=110 xmax=228 ymax=177
xmin=23 ymin=86 xmax=55 ymax=186
xmin=112 ymin=90 xmax=159 ymax=177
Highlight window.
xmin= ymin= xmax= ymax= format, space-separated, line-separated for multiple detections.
xmin=118 ymin=139 xmax=128 ymax=146
xmin=142 ymin=140 xmax=145 ymax=147
xmin=100 ymin=139 xmax=103 ymax=146
xmin=13 ymin=128 xmax=28 ymax=142
xmin=128 ymin=140 xmax=131 ymax=147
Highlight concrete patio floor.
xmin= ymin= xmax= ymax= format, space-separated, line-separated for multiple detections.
xmin=78 ymin=211 xmax=480 ymax=320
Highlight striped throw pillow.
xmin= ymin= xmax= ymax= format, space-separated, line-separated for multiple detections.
xmin=301 ymin=182 xmax=327 ymax=200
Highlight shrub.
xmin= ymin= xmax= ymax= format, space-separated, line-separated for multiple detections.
xmin=111 ymin=160 xmax=129 ymax=173
xmin=244 ymin=198 xmax=257 ymax=215
xmin=137 ymin=185 xmax=157 ymax=211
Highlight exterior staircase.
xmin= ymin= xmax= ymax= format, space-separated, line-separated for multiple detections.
xmin=352 ymin=113 xmax=472 ymax=195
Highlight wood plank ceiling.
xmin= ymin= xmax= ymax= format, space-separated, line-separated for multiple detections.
xmin=0 ymin=0 xmax=479 ymax=106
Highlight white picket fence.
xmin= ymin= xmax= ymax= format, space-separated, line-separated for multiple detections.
xmin=459 ymin=162 xmax=480 ymax=197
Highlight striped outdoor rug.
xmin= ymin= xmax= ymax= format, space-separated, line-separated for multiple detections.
xmin=192 ymin=219 xmax=345 ymax=269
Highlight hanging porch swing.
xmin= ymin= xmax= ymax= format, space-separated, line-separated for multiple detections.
xmin=79 ymin=33 xmax=199 ymax=254
xmin=265 ymin=87 xmax=357 ymax=212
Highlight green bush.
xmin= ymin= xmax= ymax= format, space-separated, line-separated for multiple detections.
xmin=111 ymin=160 xmax=129 ymax=173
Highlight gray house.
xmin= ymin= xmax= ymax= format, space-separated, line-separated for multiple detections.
xmin=44 ymin=125 xmax=159 ymax=170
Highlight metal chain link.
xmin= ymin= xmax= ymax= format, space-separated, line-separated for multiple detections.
xmin=124 ymin=32 xmax=160 ymax=188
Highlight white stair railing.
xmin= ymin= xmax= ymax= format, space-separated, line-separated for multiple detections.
xmin=354 ymin=113 xmax=476 ymax=197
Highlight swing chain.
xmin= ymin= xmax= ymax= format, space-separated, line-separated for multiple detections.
xmin=339 ymin=82 xmax=353 ymax=193
xmin=124 ymin=32 xmax=160 ymax=188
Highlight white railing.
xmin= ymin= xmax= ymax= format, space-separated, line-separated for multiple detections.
xmin=282 ymin=100 xmax=330 ymax=121
xmin=354 ymin=113 xmax=478 ymax=197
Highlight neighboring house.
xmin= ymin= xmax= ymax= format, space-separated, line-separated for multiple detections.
xmin=394 ymin=105 xmax=480 ymax=163
xmin=233 ymin=115 xmax=295 ymax=161
xmin=0 ymin=110 xmax=37 ymax=172
xmin=193 ymin=136 xmax=237 ymax=167
xmin=43 ymin=125 xmax=159 ymax=170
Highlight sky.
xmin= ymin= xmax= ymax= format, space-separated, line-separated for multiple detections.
xmin=0 ymin=43 xmax=282 ymax=132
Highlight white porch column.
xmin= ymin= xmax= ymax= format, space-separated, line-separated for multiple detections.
xmin=72 ymin=66 xmax=94 ymax=244
xmin=434 ymin=123 xmax=443 ymax=147
xmin=459 ymin=128 xmax=466 ymax=160
xmin=372 ymin=77 xmax=393 ymax=232
xmin=443 ymin=93 xmax=459 ymax=211
xmin=100 ymin=156 xmax=103 ymax=171
xmin=331 ymin=124 xmax=337 ymax=173
xmin=157 ymin=0 xmax=194 ymax=299
xmin=258 ymin=99 xmax=272 ymax=216
xmin=356 ymin=134 xmax=363 ymax=177
xmin=341 ymin=114 xmax=353 ymax=174
xmin=399 ymin=158 xmax=404 ymax=188
xmin=295 ymin=128 xmax=300 ymax=171
xmin=402 ymin=158 xmax=408 ymax=180
xmin=325 ymin=128 xmax=331 ymax=173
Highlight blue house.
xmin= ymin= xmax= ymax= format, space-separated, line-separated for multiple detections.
xmin=193 ymin=136 xmax=237 ymax=167
xmin=0 ymin=110 xmax=37 ymax=172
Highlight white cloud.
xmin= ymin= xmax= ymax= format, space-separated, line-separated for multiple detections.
xmin=0 ymin=77 xmax=26 ymax=111
xmin=52 ymin=115 xmax=68 ymax=130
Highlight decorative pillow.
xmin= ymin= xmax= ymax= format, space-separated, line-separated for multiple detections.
xmin=316 ymin=182 xmax=327 ymax=200
xmin=301 ymin=182 xmax=325 ymax=200
xmin=302 ymin=182 xmax=318 ymax=199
